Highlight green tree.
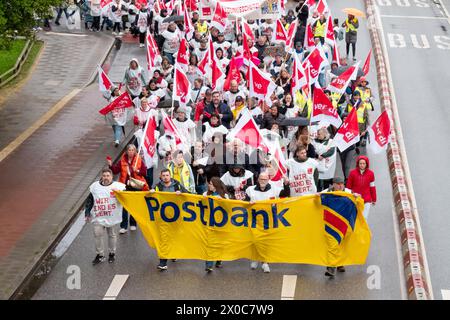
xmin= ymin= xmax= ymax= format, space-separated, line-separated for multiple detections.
xmin=0 ymin=0 xmax=63 ymax=49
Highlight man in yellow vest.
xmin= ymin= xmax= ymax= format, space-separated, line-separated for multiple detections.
xmin=313 ymin=14 xmax=327 ymax=45
xmin=354 ymin=77 xmax=374 ymax=112
xmin=346 ymin=90 xmax=369 ymax=146
xmin=167 ymin=150 xmax=196 ymax=193
xmin=196 ymin=19 xmax=209 ymax=36
xmin=342 ymin=14 xmax=359 ymax=61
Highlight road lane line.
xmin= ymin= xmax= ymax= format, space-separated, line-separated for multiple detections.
xmin=435 ymin=0 xmax=450 ymax=25
xmin=371 ymin=2 xmax=434 ymax=299
xmin=103 ymin=274 xmax=129 ymax=300
xmin=441 ymin=290 xmax=450 ymax=300
xmin=281 ymin=275 xmax=297 ymax=300
xmin=0 ymin=88 xmax=81 ymax=164
xmin=380 ymin=14 xmax=447 ymax=19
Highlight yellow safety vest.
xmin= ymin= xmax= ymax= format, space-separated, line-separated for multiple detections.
xmin=355 ymin=87 xmax=373 ymax=111
xmin=330 ymin=92 xmax=341 ymax=109
xmin=197 ymin=21 xmax=208 ymax=34
xmin=347 ymin=103 xmax=366 ymax=124
xmin=345 ymin=18 xmax=358 ymax=33
xmin=314 ymin=20 xmax=325 ymax=38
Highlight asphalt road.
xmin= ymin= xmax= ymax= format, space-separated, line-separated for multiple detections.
xmin=376 ymin=0 xmax=450 ymax=299
xmin=32 ymin=0 xmax=404 ymax=300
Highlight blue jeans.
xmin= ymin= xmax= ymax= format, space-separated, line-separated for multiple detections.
xmin=112 ymin=125 xmax=123 ymax=142
xmin=205 ymin=261 xmax=214 ymax=268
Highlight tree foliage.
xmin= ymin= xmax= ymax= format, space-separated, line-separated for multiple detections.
xmin=0 ymin=0 xmax=63 ymax=48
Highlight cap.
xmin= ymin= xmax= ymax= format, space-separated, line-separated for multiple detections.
xmin=333 ymin=176 xmax=345 ymax=184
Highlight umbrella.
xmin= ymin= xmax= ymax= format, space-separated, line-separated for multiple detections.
xmin=158 ymin=98 xmax=179 ymax=109
xmin=279 ymin=117 xmax=310 ymax=127
xmin=331 ymin=65 xmax=365 ymax=78
xmin=163 ymin=15 xmax=184 ymax=23
xmin=342 ymin=8 xmax=366 ymax=18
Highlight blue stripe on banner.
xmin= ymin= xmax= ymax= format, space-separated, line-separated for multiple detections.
xmin=321 ymin=194 xmax=357 ymax=230
xmin=325 ymin=225 xmax=342 ymax=244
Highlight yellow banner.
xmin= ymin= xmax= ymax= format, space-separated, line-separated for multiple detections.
xmin=115 ymin=191 xmax=371 ymax=266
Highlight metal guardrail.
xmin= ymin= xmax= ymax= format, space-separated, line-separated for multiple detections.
xmin=0 ymin=39 xmax=33 ymax=88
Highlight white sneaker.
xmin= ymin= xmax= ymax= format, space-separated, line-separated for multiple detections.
xmin=130 ymin=226 xmax=137 ymax=231
xmin=139 ymin=43 xmax=144 ymax=48
xmin=119 ymin=228 xmax=127 ymax=234
xmin=118 ymin=32 xmax=123 ymax=36
xmin=250 ymin=261 xmax=258 ymax=270
xmin=262 ymin=263 xmax=270 ymax=273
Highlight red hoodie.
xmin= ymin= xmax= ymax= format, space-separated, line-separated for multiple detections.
xmin=346 ymin=155 xmax=377 ymax=203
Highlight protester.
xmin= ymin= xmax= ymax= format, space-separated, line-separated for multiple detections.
xmin=150 ymin=169 xmax=189 ymax=270
xmin=246 ymin=171 xmax=290 ymax=273
xmin=85 ymin=168 xmax=126 ymax=265
xmin=346 ymin=156 xmax=377 ymax=220
xmin=342 ymin=14 xmax=359 ymax=61
xmin=123 ymin=58 xmax=148 ymax=99
xmin=167 ymin=150 xmax=196 ymax=194
xmin=107 ymin=144 xmax=149 ymax=234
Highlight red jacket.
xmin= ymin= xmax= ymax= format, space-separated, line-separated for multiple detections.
xmin=346 ymin=155 xmax=377 ymax=203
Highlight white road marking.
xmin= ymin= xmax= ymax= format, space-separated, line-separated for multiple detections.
xmin=441 ymin=289 xmax=450 ymax=300
xmin=103 ymin=274 xmax=129 ymax=300
xmin=281 ymin=275 xmax=297 ymax=300
xmin=380 ymin=14 xmax=447 ymax=19
xmin=435 ymin=0 xmax=450 ymax=25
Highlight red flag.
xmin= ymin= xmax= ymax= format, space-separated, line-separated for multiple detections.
xmin=140 ymin=115 xmax=157 ymax=166
xmin=100 ymin=0 xmax=112 ymax=8
xmin=363 ymin=49 xmax=372 ymax=76
xmin=274 ymin=19 xmax=287 ymax=43
xmin=211 ymin=1 xmax=227 ymax=32
xmin=249 ymin=61 xmax=277 ymax=104
xmin=146 ymin=31 xmax=160 ymax=71
xmin=224 ymin=57 xmax=242 ymax=91
xmin=183 ymin=2 xmax=194 ymax=40
xmin=227 ymin=109 xmax=269 ymax=152
xmin=173 ymin=66 xmax=192 ymax=105
xmin=162 ymin=111 xmax=184 ymax=146
xmin=242 ymin=20 xmax=255 ymax=41
xmin=327 ymin=62 xmax=360 ymax=95
xmin=333 ymin=107 xmax=360 ymax=152
xmin=176 ymin=38 xmax=189 ymax=71
xmin=186 ymin=0 xmax=198 ymax=11
xmin=302 ymin=47 xmax=328 ymax=84
xmin=325 ymin=15 xmax=335 ymax=46
xmin=135 ymin=0 xmax=147 ymax=10
xmin=98 ymin=65 xmax=113 ymax=92
xmin=291 ymin=53 xmax=307 ymax=96
xmin=311 ymin=87 xmax=342 ymax=128
xmin=211 ymin=58 xmax=225 ymax=91
xmin=98 ymin=91 xmax=133 ymax=115
xmin=285 ymin=20 xmax=298 ymax=53
xmin=316 ymin=0 xmax=329 ymax=14
xmin=304 ymin=23 xmax=315 ymax=50
xmin=266 ymin=138 xmax=287 ymax=181
xmin=368 ymin=110 xmax=391 ymax=154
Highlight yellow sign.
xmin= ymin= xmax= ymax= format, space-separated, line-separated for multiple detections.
xmin=115 ymin=191 xmax=371 ymax=266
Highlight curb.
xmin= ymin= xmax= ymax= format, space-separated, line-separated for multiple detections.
xmin=364 ymin=0 xmax=433 ymax=300
xmin=85 ymin=34 xmax=116 ymax=87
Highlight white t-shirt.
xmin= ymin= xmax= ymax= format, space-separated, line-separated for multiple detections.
xmin=173 ymin=118 xmax=196 ymax=146
xmin=202 ymin=122 xmax=228 ymax=144
xmin=162 ymin=30 xmax=181 ymax=54
xmin=286 ymin=158 xmax=318 ymax=196
xmin=246 ymin=182 xmax=284 ymax=201
xmin=89 ymin=181 xmax=126 ymax=227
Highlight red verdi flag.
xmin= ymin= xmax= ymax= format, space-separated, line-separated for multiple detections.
xmin=325 ymin=15 xmax=335 ymax=46
xmin=174 ymin=66 xmax=192 ymax=105
xmin=285 ymin=20 xmax=298 ymax=53
xmin=311 ymin=87 xmax=342 ymax=128
xmin=98 ymin=91 xmax=133 ymax=115
xmin=223 ymin=57 xmax=242 ymax=91
xmin=211 ymin=1 xmax=228 ymax=32
xmin=363 ymin=49 xmax=372 ymax=76
xmin=183 ymin=2 xmax=195 ymax=40
xmin=368 ymin=110 xmax=391 ymax=154
xmin=242 ymin=20 xmax=255 ymax=42
xmin=304 ymin=23 xmax=315 ymax=49
xmin=333 ymin=107 xmax=360 ymax=152
xmin=176 ymin=38 xmax=189 ymax=71
xmin=302 ymin=47 xmax=328 ymax=84
xmin=291 ymin=53 xmax=307 ymax=96
xmin=249 ymin=61 xmax=277 ymax=104
xmin=316 ymin=0 xmax=329 ymax=15
xmin=274 ymin=19 xmax=288 ymax=43
xmin=327 ymin=62 xmax=360 ymax=95
xmin=140 ymin=115 xmax=157 ymax=166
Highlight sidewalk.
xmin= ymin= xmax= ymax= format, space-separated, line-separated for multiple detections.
xmin=0 ymin=33 xmax=140 ymax=299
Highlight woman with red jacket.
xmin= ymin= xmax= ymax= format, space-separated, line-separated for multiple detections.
xmin=346 ymin=155 xmax=377 ymax=220
xmin=107 ymin=144 xmax=149 ymax=234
